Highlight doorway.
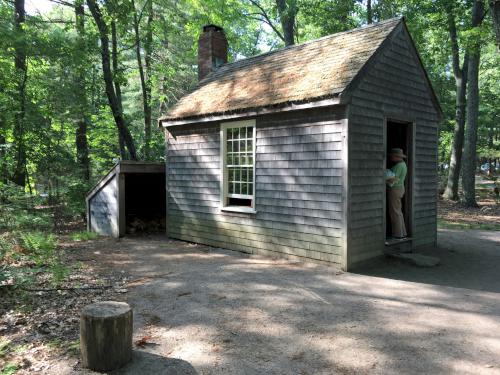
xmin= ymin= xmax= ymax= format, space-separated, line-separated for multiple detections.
xmin=385 ymin=120 xmax=413 ymax=239
xmin=124 ymin=172 xmax=166 ymax=234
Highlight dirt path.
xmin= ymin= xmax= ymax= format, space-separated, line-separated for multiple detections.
xmin=39 ymin=232 xmax=500 ymax=375
xmin=357 ymin=229 xmax=500 ymax=293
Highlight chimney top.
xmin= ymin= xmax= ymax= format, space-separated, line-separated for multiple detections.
xmin=198 ymin=24 xmax=228 ymax=81
xmin=203 ymin=24 xmax=224 ymax=33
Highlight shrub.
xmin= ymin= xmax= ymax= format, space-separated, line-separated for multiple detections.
xmin=71 ymin=231 xmax=98 ymax=242
xmin=1 ymin=232 xmax=68 ymax=287
xmin=0 ymin=182 xmax=52 ymax=232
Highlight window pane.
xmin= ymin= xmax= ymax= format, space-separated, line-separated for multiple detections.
xmin=224 ymin=124 xmax=255 ymax=201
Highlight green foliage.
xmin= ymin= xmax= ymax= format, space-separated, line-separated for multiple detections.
xmin=1 ymin=231 xmax=67 ymax=286
xmin=0 ymin=0 xmax=498 ymax=219
xmin=0 ymin=182 xmax=52 ymax=232
xmin=0 ymin=363 xmax=18 ymax=375
xmin=71 ymin=231 xmax=99 ymax=242
xmin=19 ymin=232 xmax=57 ymax=266
xmin=0 ymin=340 xmax=18 ymax=375
xmin=0 ymin=340 xmax=11 ymax=358
xmin=438 ymin=218 xmax=500 ymax=231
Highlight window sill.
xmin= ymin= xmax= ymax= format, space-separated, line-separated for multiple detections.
xmin=221 ymin=206 xmax=257 ymax=214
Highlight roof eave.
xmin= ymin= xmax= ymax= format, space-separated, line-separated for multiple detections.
xmin=159 ymin=96 xmax=342 ymax=127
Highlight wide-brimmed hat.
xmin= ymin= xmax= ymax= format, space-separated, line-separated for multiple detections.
xmin=389 ymin=148 xmax=407 ymax=158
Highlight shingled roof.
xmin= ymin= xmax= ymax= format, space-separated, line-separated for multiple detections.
xmin=160 ymin=18 xmax=403 ymax=122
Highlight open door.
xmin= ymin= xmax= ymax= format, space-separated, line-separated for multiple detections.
xmin=385 ymin=120 xmax=414 ymax=240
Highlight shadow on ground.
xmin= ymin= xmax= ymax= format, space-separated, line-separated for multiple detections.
xmin=113 ymin=350 xmax=197 ymax=375
xmin=354 ymin=229 xmax=500 ymax=293
xmin=62 ymin=232 xmax=500 ymax=375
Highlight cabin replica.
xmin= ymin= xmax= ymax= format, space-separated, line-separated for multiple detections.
xmin=159 ymin=18 xmax=442 ymax=270
xmin=86 ymin=161 xmax=166 ymax=237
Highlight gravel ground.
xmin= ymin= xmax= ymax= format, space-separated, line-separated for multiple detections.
xmin=42 ymin=230 xmax=500 ymax=375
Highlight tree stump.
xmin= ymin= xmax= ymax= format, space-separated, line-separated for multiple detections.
xmin=80 ymin=301 xmax=133 ymax=371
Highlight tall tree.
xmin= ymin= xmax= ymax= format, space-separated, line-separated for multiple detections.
xmin=110 ymin=18 xmax=127 ymax=160
xmin=132 ymin=0 xmax=153 ymax=160
xmin=86 ymin=0 xmax=138 ymax=160
xmin=367 ymin=0 xmax=373 ymax=24
xmin=491 ymin=0 xmax=500 ymax=50
xmin=248 ymin=0 xmax=298 ymax=45
xmin=443 ymin=2 xmax=469 ymax=200
xmin=276 ymin=0 xmax=297 ymax=45
xmin=12 ymin=0 xmax=27 ymax=187
xmin=74 ymin=0 xmax=90 ymax=180
xmin=462 ymin=0 xmax=486 ymax=207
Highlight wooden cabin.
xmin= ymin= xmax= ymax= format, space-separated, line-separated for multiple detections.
xmin=158 ymin=18 xmax=442 ymax=270
xmin=86 ymin=161 xmax=166 ymax=237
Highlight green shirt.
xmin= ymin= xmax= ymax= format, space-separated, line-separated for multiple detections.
xmin=390 ymin=161 xmax=407 ymax=188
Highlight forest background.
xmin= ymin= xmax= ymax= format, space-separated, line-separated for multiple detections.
xmin=0 ymin=0 xmax=499 ymax=229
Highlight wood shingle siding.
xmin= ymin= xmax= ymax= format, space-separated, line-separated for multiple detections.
xmin=160 ymin=18 xmax=440 ymax=269
xmin=167 ymin=107 xmax=346 ymax=265
xmin=345 ymin=23 xmax=439 ymax=266
xmin=88 ymin=174 xmax=119 ymax=237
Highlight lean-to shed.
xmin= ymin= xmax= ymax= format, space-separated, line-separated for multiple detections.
xmin=86 ymin=161 xmax=166 ymax=237
xmin=159 ymin=18 xmax=442 ymax=270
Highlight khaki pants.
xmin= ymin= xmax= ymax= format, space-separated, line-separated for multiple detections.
xmin=388 ymin=187 xmax=407 ymax=238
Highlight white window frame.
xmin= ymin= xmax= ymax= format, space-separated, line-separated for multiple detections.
xmin=220 ymin=119 xmax=256 ymax=213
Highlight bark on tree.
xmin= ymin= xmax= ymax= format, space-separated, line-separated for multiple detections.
xmin=132 ymin=0 xmax=153 ymax=160
xmin=276 ymin=0 xmax=296 ymax=46
xmin=367 ymin=0 xmax=373 ymax=24
xmin=491 ymin=0 xmax=500 ymax=51
xmin=462 ymin=0 xmax=485 ymax=207
xmin=443 ymin=4 xmax=469 ymax=200
xmin=12 ymin=0 xmax=27 ymax=187
xmin=75 ymin=0 xmax=90 ymax=181
xmin=86 ymin=0 xmax=137 ymax=160
xmin=0 ymin=120 xmax=6 ymax=183
xmin=110 ymin=19 xmax=127 ymax=160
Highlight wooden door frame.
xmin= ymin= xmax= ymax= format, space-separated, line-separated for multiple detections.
xmin=383 ymin=117 xmax=415 ymax=240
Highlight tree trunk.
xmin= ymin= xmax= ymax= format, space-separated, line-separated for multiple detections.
xmin=86 ymin=0 xmax=137 ymax=160
xmin=132 ymin=0 xmax=153 ymax=160
xmin=110 ymin=19 xmax=127 ymax=160
xmin=491 ymin=0 xmax=500 ymax=51
xmin=443 ymin=5 xmax=469 ymax=200
xmin=462 ymin=0 xmax=485 ymax=207
xmin=80 ymin=301 xmax=132 ymax=371
xmin=367 ymin=0 xmax=373 ymax=24
xmin=276 ymin=0 xmax=296 ymax=46
xmin=75 ymin=0 xmax=90 ymax=181
xmin=0 ymin=118 xmax=6 ymax=183
xmin=12 ymin=0 xmax=27 ymax=188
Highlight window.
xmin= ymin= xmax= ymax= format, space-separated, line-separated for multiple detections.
xmin=220 ymin=119 xmax=256 ymax=212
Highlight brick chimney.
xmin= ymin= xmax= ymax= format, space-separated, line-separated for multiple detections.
xmin=198 ymin=25 xmax=228 ymax=81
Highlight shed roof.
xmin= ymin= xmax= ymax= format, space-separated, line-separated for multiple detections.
xmin=160 ymin=18 xmax=406 ymax=122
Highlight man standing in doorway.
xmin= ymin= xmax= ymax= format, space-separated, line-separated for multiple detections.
xmin=387 ymin=148 xmax=408 ymax=239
